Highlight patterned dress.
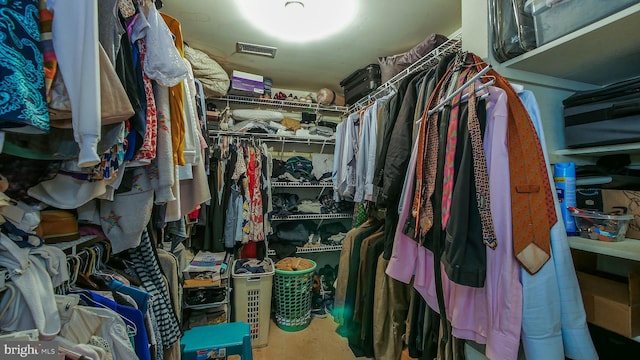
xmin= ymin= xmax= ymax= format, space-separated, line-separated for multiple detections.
xmin=0 ymin=0 xmax=50 ymax=133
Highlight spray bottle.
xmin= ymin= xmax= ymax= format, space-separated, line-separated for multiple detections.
xmin=554 ymin=162 xmax=578 ymax=235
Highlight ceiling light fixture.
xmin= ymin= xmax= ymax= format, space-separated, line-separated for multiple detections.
xmin=237 ymin=0 xmax=358 ymax=43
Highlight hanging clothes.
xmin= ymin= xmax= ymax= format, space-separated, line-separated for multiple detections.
xmin=159 ymin=13 xmax=186 ymax=166
xmin=248 ymin=146 xmax=265 ymax=242
xmin=127 ymin=230 xmax=182 ymax=350
xmin=48 ymin=0 xmax=101 ymax=167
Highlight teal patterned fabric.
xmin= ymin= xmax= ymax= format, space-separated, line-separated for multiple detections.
xmin=0 ymin=0 xmax=49 ymax=133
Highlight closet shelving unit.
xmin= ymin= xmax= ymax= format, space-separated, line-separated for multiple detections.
xmin=266 ymin=244 xmax=343 ymax=257
xmin=183 ymin=299 xmax=229 ymax=311
xmin=499 ymin=4 xmax=640 ymax=160
xmin=271 ymin=181 xmax=332 ymax=188
xmin=182 ymin=258 xmax=232 ymax=327
xmin=554 ymin=143 xmax=640 ymax=157
xmin=209 ymin=94 xmax=349 ymax=114
xmin=567 ymin=237 xmax=640 ymax=262
xmin=208 ymin=129 xmax=335 ymax=147
xmin=207 ymin=97 xmax=350 ymax=257
xmin=498 ymin=4 xmax=640 ymax=87
xmin=270 ymin=213 xmax=352 ymax=221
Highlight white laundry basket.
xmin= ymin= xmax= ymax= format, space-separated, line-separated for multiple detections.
xmin=232 ymin=258 xmax=274 ymax=347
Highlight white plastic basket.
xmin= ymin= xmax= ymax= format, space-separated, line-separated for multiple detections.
xmin=231 ymin=258 xmax=274 ymax=347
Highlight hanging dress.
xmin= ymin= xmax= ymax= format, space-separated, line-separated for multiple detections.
xmin=249 ymin=146 xmax=265 ymax=242
xmin=0 ymin=0 xmax=50 ymax=133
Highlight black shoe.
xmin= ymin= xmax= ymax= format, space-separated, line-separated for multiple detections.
xmin=311 ymin=302 xmax=328 ymax=318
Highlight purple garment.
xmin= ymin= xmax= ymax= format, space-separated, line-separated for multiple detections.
xmin=387 ymin=87 xmax=522 ymax=360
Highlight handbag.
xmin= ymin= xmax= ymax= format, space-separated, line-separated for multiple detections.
xmin=48 ymin=44 xmax=134 ymax=127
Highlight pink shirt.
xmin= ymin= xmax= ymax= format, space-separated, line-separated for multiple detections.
xmin=387 ymin=87 xmax=522 ymax=360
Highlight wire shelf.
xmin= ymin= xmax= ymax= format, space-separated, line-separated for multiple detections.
xmin=210 ymin=95 xmax=349 ymax=114
xmin=271 ymin=182 xmax=333 ymax=188
xmin=270 ymin=213 xmax=352 ymax=221
xmin=267 ymin=244 xmax=343 ymax=256
xmin=347 ymin=30 xmax=463 ymax=113
xmin=49 ymin=235 xmax=99 ymax=255
xmin=183 ymin=301 xmax=229 ymax=310
xmin=208 ymin=130 xmax=336 ymax=145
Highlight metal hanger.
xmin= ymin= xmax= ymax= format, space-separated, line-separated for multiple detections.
xmin=427 ymin=64 xmax=493 ymax=117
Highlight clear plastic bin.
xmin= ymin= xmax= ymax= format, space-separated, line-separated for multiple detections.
xmin=525 ymin=0 xmax=639 ymax=46
xmin=570 ymin=207 xmax=633 ymax=242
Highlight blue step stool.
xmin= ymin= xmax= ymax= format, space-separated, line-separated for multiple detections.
xmin=181 ymin=322 xmax=253 ymax=360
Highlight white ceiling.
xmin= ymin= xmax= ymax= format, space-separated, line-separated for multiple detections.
xmin=160 ymin=0 xmax=461 ymax=93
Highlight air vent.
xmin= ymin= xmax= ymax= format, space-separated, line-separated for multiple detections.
xmin=236 ymin=42 xmax=278 ymax=58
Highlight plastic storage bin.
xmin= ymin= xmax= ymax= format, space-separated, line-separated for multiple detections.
xmin=569 ymin=207 xmax=634 ymax=242
xmin=273 ymin=259 xmax=317 ymax=332
xmin=525 ymin=0 xmax=639 ymax=46
xmin=232 ymin=258 xmax=274 ymax=347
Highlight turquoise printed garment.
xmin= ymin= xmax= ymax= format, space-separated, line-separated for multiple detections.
xmin=0 ymin=0 xmax=49 ymax=133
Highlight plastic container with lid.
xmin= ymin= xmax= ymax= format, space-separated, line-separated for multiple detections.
xmin=524 ymin=0 xmax=640 ymax=46
xmin=569 ymin=206 xmax=634 ymax=242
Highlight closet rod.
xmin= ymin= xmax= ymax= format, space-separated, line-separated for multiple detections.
xmin=427 ymin=65 xmax=492 ymax=116
xmin=348 ymin=30 xmax=463 ymax=114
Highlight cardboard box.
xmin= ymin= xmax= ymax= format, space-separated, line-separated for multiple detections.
xmin=602 ymin=189 xmax=640 ymax=240
xmin=229 ymin=70 xmax=264 ymax=97
xmin=572 ymin=250 xmax=640 ymax=338
xmin=576 ymin=189 xmax=640 ymax=240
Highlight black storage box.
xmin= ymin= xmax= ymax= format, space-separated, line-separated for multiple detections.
xmin=563 ymin=76 xmax=640 ymax=148
xmin=340 ymin=64 xmax=381 ymax=105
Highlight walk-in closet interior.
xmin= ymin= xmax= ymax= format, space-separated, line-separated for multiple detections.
xmin=0 ymin=0 xmax=639 ymax=359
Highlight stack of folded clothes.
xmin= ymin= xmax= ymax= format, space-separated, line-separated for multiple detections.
xmin=308 ymin=126 xmax=333 ymax=137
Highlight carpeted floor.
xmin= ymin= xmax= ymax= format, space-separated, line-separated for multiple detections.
xmin=252 ymin=317 xmax=367 ymax=360
xmin=249 ymin=317 xmax=417 ymax=360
